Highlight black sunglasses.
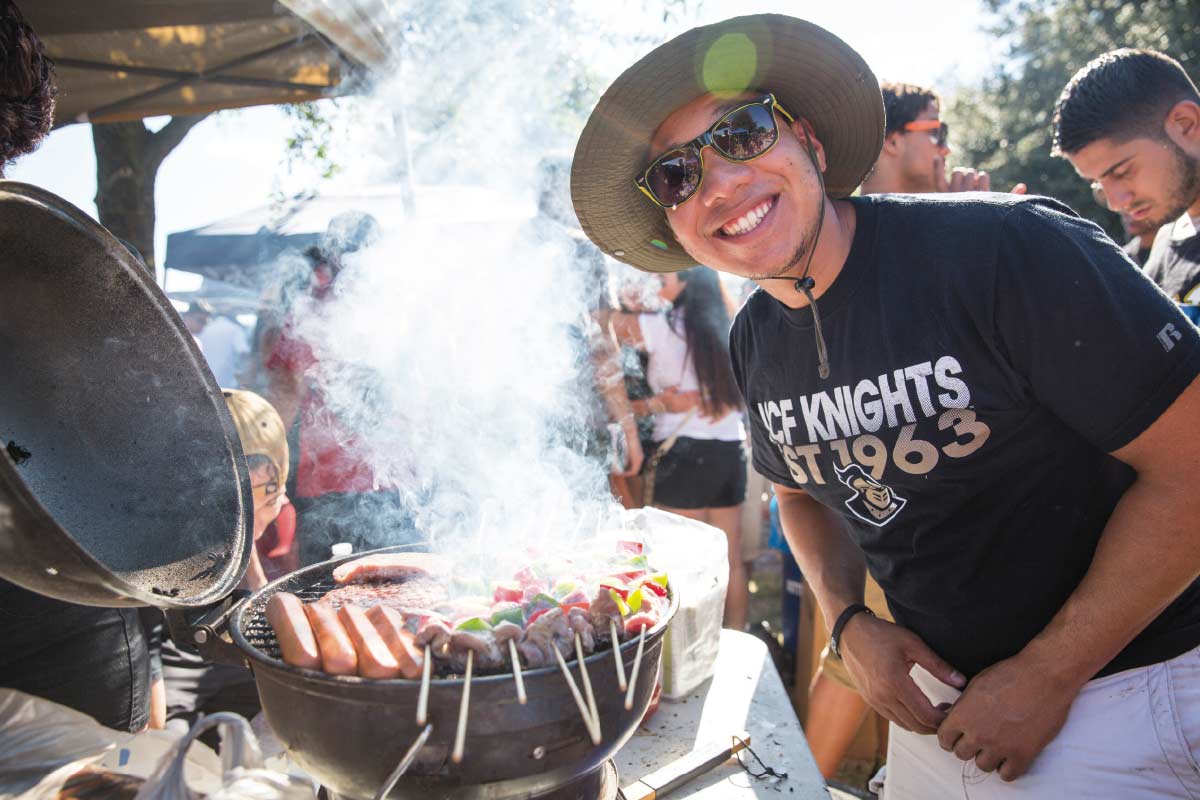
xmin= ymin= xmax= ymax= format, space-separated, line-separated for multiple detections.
xmin=635 ymin=94 xmax=796 ymax=210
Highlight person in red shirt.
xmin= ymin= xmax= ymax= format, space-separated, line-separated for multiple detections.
xmin=264 ymin=213 xmax=414 ymax=565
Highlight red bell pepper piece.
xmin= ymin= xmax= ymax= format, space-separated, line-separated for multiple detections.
xmin=639 ymin=579 xmax=668 ymax=598
xmin=599 ymin=581 xmax=629 ymax=600
xmin=527 ymin=606 xmax=554 ymax=625
xmin=624 ymin=611 xmax=658 ymax=634
xmin=493 ymin=581 xmax=524 ymax=604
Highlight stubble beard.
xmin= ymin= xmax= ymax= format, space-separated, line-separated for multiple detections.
xmin=1146 ymin=142 xmax=1200 ymax=229
xmin=742 ymin=211 xmax=821 ymax=281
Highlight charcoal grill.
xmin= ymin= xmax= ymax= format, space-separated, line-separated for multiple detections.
xmin=1 ymin=183 xmax=678 ymax=800
xmin=0 ymin=181 xmax=252 ymax=608
xmin=172 ymin=544 xmax=677 ymax=800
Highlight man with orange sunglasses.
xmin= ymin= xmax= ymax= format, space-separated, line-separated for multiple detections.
xmin=860 ymin=82 xmax=1026 ymax=196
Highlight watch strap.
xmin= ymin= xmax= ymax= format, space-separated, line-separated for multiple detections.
xmin=830 ymin=602 xmax=875 ymax=660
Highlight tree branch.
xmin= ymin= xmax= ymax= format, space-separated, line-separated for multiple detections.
xmin=146 ymin=113 xmax=211 ymax=168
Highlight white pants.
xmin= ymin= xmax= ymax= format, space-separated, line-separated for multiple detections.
xmin=884 ymin=645 xmax=1200 ymax=799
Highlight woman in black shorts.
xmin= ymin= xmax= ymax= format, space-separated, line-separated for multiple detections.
xmin=612 ymin=267 xmax=749 ymax=629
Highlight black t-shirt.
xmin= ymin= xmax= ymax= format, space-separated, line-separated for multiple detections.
xmin=0 ymin=579 xmax=149 ymax=731
xmin=1143 ymin=215 xmax=1200 ymax=303
xmin=731 ymin=193 xmax=1200 ymax=679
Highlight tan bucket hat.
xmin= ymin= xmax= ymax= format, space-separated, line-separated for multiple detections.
xmin=571 ymin=14 xmax=883 ymax=273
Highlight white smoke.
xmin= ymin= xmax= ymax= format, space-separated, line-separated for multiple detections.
xmin=274 ymin=1 xmax=692 ymax=575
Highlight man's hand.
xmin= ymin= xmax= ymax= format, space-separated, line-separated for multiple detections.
xmin=933 ymin=158 xmax=990 ymax=193
xmin=839 ymin=613 xmax=966 ymax=734
xmin=933 ymin=158 xmax=1028 ymax=195
xmin=936 ymin=653 xmax=1076 ymax=781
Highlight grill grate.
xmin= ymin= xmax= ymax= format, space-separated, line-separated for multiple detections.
xmin=241 ymin=575 xmax=338 ymax=661
xmin=236 ymin=551 xmax=662 ymax=677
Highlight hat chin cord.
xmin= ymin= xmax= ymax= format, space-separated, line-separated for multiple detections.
xmin=763 ymin=134 xmax=831 ymax=379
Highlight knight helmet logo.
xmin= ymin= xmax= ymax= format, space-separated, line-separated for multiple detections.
xmin=834 ymin=463 xmax=906 ymax=527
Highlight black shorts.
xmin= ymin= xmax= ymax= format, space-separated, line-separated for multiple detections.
xmin=649 ymin=437 xmax=747 ymax=509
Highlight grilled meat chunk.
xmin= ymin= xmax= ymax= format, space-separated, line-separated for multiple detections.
xmin=332 ymin=552 xmax=450 ymax=585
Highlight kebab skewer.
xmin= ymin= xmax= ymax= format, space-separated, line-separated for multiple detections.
xmin=267 ymin=544 xmax=670 ymax=683
xmin=451 ymin=649 xmax=473 ymax=763
xmin=575 ymin=633 xmax=601 ymax=743
xmin=554 ymin=646 xmax=601 ymax=745
xmin=508 ymin=639 xmax=527 ymax=704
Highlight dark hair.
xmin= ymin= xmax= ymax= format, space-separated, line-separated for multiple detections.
xmin=881 ymin=82 xmax=939 ymax=136
xmin=1053 ymin=49 xmax=1200 ymax=155
xmin=669 ymin=267 xmax=741 ymax=418
xmin=0 ymin=1 xmax=56 ymax=175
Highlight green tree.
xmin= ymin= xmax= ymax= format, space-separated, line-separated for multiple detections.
xmin=946 ymin=0 xmax=1200 ymax=238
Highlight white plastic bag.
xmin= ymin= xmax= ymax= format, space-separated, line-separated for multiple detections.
xmin=0 ymin=689 xmax=221 ymax=799
xmin=623 ymin=507 xmax=729 ymax=699
xmin=135 ymin=713 xmax=314 ymax=800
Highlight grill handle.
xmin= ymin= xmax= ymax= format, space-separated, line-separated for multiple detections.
xmin=164 ymin=590 xmax=252 ymax=668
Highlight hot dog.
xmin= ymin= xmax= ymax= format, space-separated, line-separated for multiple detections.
xmin=332 ymin=552 xmax=450 ymax=585
xmin=338 ymin=604 xmax=402 ymax=679
xmin=265 ymin=592 xmax=322 ymax=670
xmin=366 ymin=605 xmax=425 ymax=679
xmin=304 ymin=601 xmax=358 ymax=676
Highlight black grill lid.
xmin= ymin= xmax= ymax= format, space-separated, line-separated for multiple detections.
xmin=0 ymin=181 xmax=253 ymax=608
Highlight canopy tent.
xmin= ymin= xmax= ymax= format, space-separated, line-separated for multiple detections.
xmin=167 ymin=278 xmax=262 ymax=317
xmin=18 ymin=1 xmax=389 ymax=125
xmin=164 ymin=184 xmax=536 ymax=290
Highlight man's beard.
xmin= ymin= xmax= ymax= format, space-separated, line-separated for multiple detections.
xmin=1146 ymin=141 xmax=1200 ymax=229
xmin=744 ymin=210 xmax=822 ymax=281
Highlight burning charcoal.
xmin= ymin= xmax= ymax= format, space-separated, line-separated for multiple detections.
xmin=5 ymin=440 xmax=31 ymax=465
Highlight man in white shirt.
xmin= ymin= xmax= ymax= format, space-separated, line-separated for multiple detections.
xmin=1055 ymin=48 xmax=1200 ymax=305
xmin=198 ymin=311 xmax=249 ymax=388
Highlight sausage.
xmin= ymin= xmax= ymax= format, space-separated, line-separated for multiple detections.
xmin=265 ymin=592 xmax=321 ymax=670
xmin=366 ymin=605 xmax=425 ymax=679
xmin=338 ymin=604 xmax=402 ymax=679
xmin=332 ymin=552 xmax=450 ymax=585
xmin=304 ymin=601 xmax=358 ymax=676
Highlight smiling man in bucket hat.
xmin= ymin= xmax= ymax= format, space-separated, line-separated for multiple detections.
xmin=572 ymin=14 xmax=1200 ymax=797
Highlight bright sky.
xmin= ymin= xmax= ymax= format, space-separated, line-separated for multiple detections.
xmin=7 ymin=0 xmax=999 ymax=291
